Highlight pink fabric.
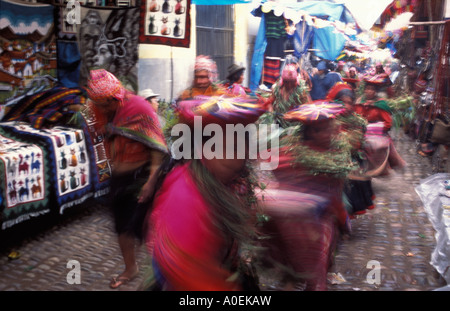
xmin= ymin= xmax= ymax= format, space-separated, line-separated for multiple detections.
xmin=146 ymin=163 xmax=239 ymax=291
xmin=86 ymin=69 xmax=125 ymax=102
xmin=366 ymin=122 xmax=385 ymax=135
xmin=226 ymin=83 xmax=247 ymax=96
xmin=364 ymin=132 xmax=406 ymax=176
xmin=257 ymin=147 xmax=348 ymax=290
xmin=260 ymin=189 xmax=336 ymax=290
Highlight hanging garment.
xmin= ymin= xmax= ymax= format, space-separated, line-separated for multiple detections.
xmin=57 ymin=41 xmax=81 ymax=88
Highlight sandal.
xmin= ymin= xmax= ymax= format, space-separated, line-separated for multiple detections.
xmin=110 ymin=270 xmax=139 ymax=289
xmin=110 ymin=276 xmax=132 ymax=289
xmin=417 ymin=150 xmax=431 ymax=157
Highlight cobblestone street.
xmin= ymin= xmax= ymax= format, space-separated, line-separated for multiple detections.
xmin=0 ymin=130 xmax=448 ymax=291
xmin=327 ymin=131 xmax=448 ymax=291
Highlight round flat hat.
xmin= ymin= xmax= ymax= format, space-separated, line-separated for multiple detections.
xmin=284 ymin=100 xmax=345 ymax=123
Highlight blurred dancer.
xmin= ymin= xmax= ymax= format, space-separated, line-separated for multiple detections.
xmin=85 ymin=69 xmax=168 ymax=289
xmin=177 ymin=55 xmax=225 ymax=100
xmin=355 ymin=77 xmax=406 ymax=176
xmin=257 ymin=101 xmax=353 ymax=290
xmin=327 ymin=83 xmax=374 ymax=216
xmin=260 ymin=62 xmax=311 ymax=128
xmin=144 ymin=95 xmax=267 ymax=290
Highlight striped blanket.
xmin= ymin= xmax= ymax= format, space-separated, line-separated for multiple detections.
xmin=3 ymin=87 xmax=86 ymax=129
xmin=263 ymin=58 xmax=281 ymax=86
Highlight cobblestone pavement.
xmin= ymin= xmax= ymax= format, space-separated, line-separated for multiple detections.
xmin=0 ymin=131 xmax=448 ymax=291
xmin=327 ymin=131 xmax=448 ymax=291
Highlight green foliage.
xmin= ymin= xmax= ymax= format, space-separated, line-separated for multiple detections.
xmin=386 ymin=95 xmax=415 ymax=129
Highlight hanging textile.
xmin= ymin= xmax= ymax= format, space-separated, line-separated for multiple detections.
xmin=139 ymin=0 xmax=191 ymax=48
xmin=0 ymin=0 xmax=57 ymax=106
xmin=55 ymin=5 xmax=77 ymax=41
xmin=57 ymin=41 xmax=81 ymax=88
xmin=77 ymin=6 xmax=140 ymax=92
xmin=263 ymin=58 xmax=281 ymax=87
xmin=250 ymin=13 xmax=267 ymax=91
xmin=292 ymin=21 xmax=314 ymax=59
xmin=264 ymin=11 xmax=287 ymax=58
xmin=379 ymin=0 xmax=418 ymax=28
xmin=0 ymin=130 xmax=51 ymax=230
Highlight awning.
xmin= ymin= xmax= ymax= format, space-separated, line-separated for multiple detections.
xmin=254 ymin=0 xmax=356 ymax=24
xmin=192 ymin=0 xmax=252 ymax=5
xmin=336 ymin=0 xmax=394 ymax=31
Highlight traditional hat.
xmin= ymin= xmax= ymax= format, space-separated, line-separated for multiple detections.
xmin=363 ymin=74 xmax=386 ymax=88
xmin=284 ymin=100 xmax=345 ymax=123
xmin=86 ymin=69 xmax=125 ymax=102
xmin=139 ymin=88 xmax=159 ymax=99
xmin=226 ymin=64 xmax=245 ymax=80
xmin=326 ymin=82 xmax=353 ymax=101
xmin=177 ymin=95 xmax=266 ymax=127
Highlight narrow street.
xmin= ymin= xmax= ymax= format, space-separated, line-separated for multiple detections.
xmin=328 ymin=131 xmax=448 ymax=291
xmin=0 ymin=130 xmax=448 ymax=291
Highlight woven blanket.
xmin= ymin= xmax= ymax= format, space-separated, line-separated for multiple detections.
xmin=0 ymin=129 xmax=51 ymax=230
xmin=0 ymin=121 xmax=100 ymax=216
xmin=263 ymin=58 xmax=281 ymax=86
xmin=70 ymin=108 xmax=111 ymax=199
xmin=3 ymin=87 xmax=86 ymax=129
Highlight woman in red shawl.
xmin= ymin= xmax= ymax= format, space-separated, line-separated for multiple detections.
xmin=144 ymin=96 xmax=266 ymax=290
xmin=257 ymin=101 xmax=353 ymax=291
xmin=355 ymin=77 xmax=406 ymax=176
xmin=85 ymin=69 xmax=168 ymax=289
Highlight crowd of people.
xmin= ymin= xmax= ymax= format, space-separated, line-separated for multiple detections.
xmin=83 ymin=53 xmax=406 ymax=291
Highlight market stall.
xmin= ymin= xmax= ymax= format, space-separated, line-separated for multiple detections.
xmin=249 ymin=0 xmax=376 ymax=91
xmin=0 ymin=87 xmax=111 ymax=230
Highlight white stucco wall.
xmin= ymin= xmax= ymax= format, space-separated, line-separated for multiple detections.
xmin=137 ymin=3 xmax=254 ymax=103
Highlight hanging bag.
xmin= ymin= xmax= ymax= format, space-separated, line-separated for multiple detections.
xmin=430 ymin=118 xmax=450 ymax=145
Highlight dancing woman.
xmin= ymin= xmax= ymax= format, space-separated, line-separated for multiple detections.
xmin=143 ymin=96 xmax=266 ymax=290
xmin=257 ymin=101 xmax=353 ymax=290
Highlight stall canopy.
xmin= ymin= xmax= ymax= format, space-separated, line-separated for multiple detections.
xmin=337 ymin=0 xmax=394 ymax=31
xmin=192 ymin=0 xmax=251 ymax=4
xmin=250 ymin=0 xmax=363 ymax=90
